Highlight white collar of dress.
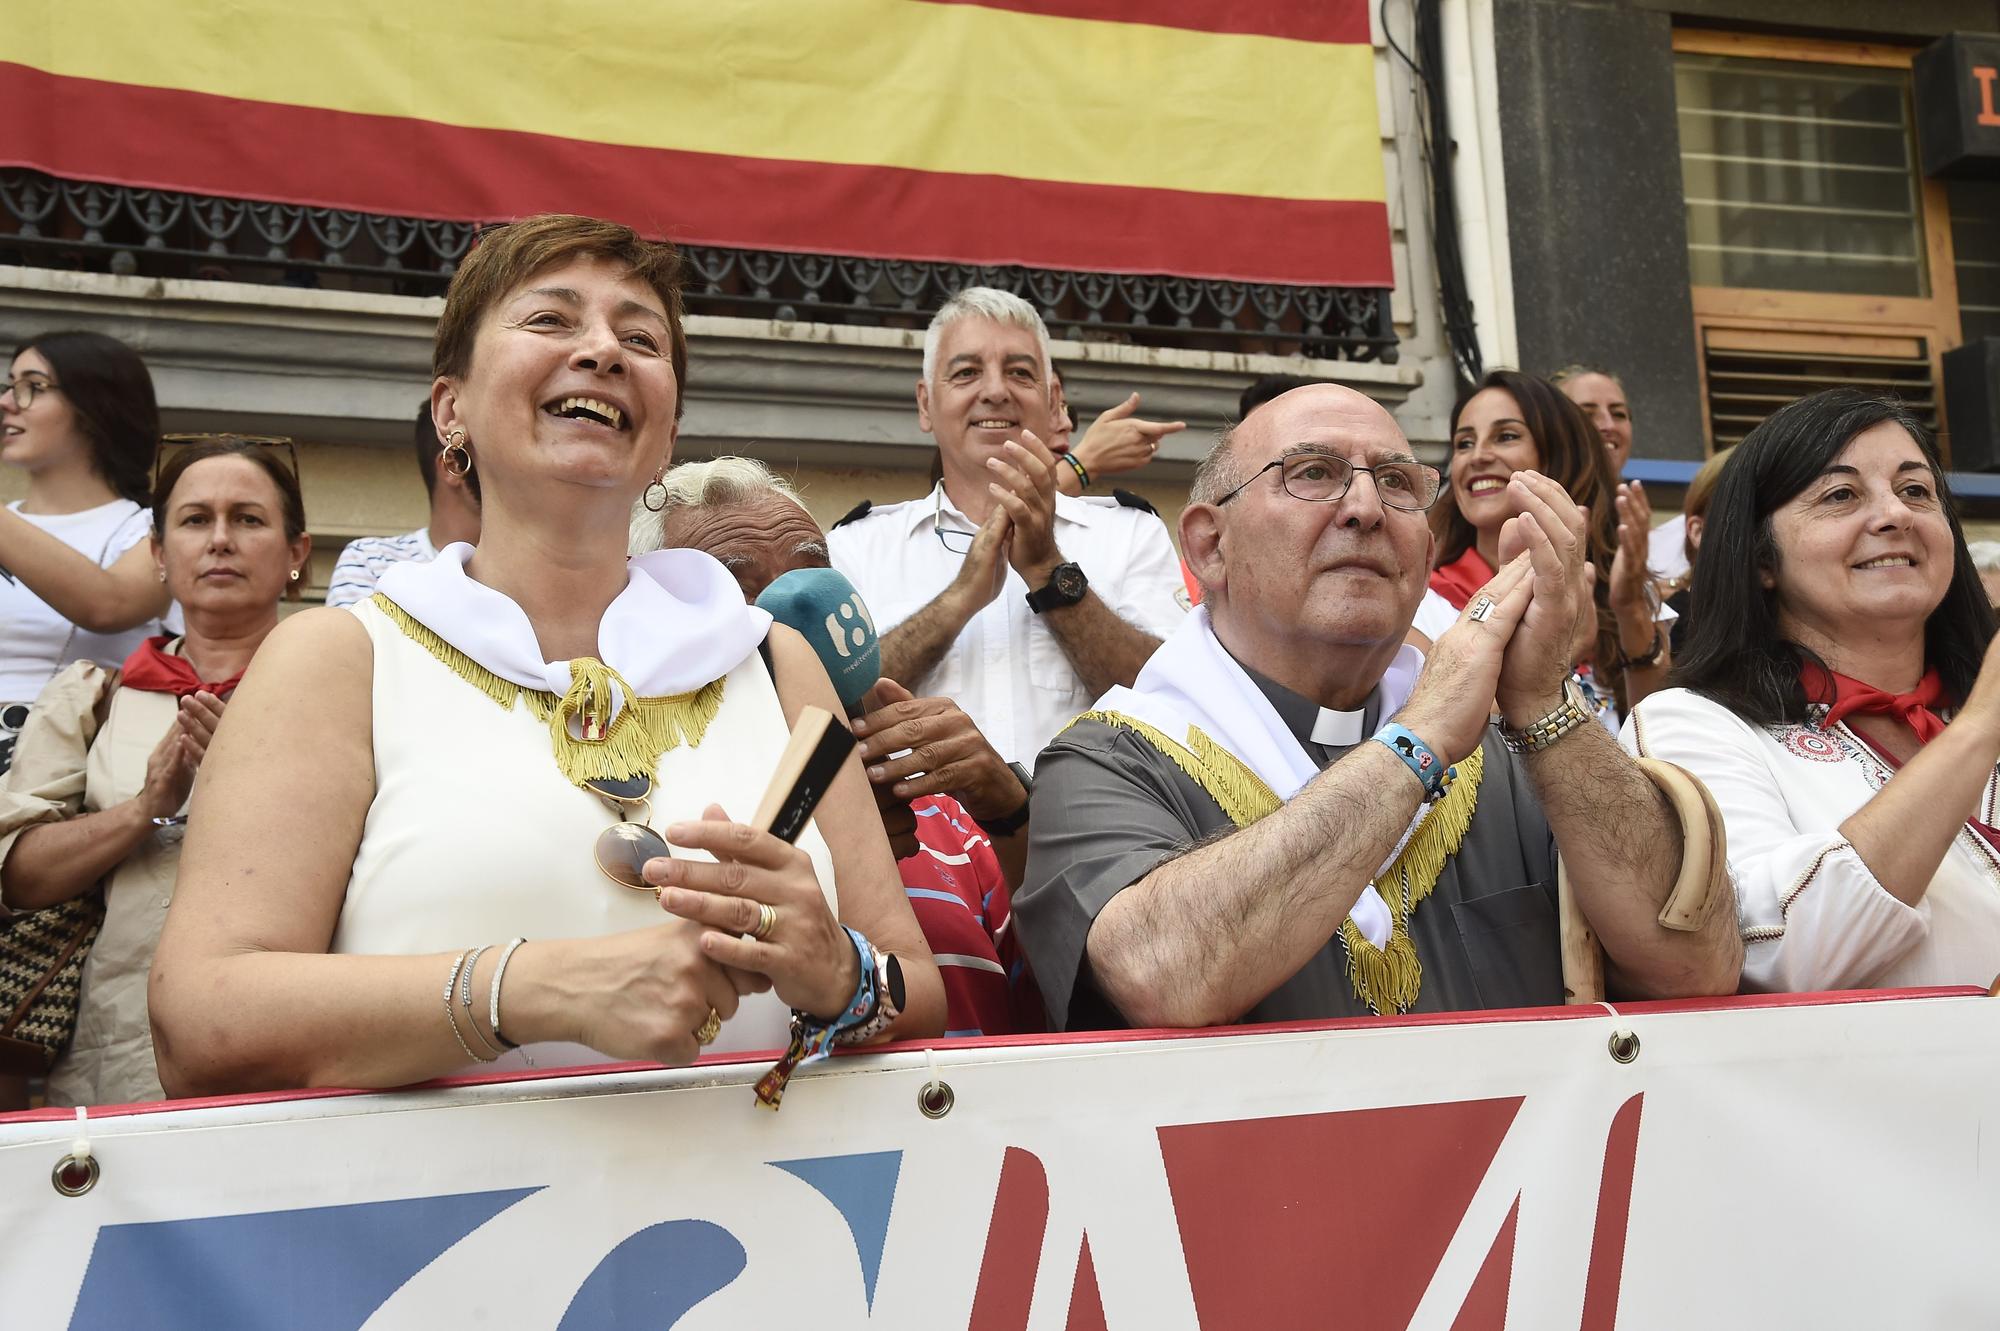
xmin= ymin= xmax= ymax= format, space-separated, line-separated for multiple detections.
xmin=374 ymin=542 xmax=769 ymax=705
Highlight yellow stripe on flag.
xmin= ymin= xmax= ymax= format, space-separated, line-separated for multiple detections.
xmin=22 ymin=0 xmax=1384 ymax=205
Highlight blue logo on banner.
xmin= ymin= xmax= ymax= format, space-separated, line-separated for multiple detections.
xmin=69 ymin=1187 xmax=540 ymax=1331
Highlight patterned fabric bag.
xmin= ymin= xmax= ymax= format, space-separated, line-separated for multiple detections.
xmin=0 ymin=893 xmax=105 ymax=1075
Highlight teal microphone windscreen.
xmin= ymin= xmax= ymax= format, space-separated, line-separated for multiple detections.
xmin=755 ymin=567 xmax=881 ymax=714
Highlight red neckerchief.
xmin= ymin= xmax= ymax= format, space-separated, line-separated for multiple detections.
xmin=1428 ymin=546 xmax=1495 ymax=611
xmin=119 ymin=636 xmax=244 ymax=698
xmin=1802 ymin=660 xmax=1948 ymax=745
xmin=1803 ymin=660 xmax=2000 ymax=854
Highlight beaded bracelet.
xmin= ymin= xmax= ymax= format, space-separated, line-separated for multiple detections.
xmin=442 ymin=949 xmax=496 ymax=1064
xmin=754 ymin=927 xmax=878 ymax=1110
xmin=489 ymin=937 xmax=528 ymax=1052
xmin=458 ymin=944 xmax=506 ymax=1060
xmin=1061 ymin=452 xmax=1091 ymax=489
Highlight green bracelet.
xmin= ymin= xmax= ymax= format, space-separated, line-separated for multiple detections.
xmin=1062 ymin=452 xmax=1091 ymax=489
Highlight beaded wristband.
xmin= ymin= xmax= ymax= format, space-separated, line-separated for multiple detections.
xmin=755 ymin=927 xmax=878 ymax=1109
xmin=1371 ymin=722 xmax=1455 ymax=804
xmin=1062 ymin=452 xmax=1091 ymax=489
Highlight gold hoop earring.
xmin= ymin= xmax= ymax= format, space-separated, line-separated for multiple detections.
xmin=642 ymin=477 xmax=669 ymax=512
xmin=440 ymin=429 xmax=472 ymax=479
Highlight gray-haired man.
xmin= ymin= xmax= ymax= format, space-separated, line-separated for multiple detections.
xmin=827 ymin=288 xmax=1186 ymax=768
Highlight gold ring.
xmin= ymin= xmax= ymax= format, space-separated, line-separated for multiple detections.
xmin=1467 ymin=595 xmax=1497 ymax=623
xmin=751 ymin=902 xmax=779 ymax=940
xmin=694 ymin=1008 xmax=722 ymax=1046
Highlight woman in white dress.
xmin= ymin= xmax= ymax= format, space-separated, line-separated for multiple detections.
xmin=1624 ymin=389 xmax=2000 ymax=992
xmin=0 ymin=333 xmax=176 ymax=772
xmin=151 ymin=215 xmax=942 ymax=1097
xmin=0 ymin=438 xmax=310 ymax=1105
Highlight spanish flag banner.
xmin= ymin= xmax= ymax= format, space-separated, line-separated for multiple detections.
xmin=4 ymin=0 xmax=1390 ymax=287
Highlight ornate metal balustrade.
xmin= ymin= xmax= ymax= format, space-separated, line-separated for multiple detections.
xmin=0 ymin=170 xmax=1397 ymax=363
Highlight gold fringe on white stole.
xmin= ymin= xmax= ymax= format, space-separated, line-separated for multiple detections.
xmin=1067 ymin=708 xmax=1485 ymax=1014
xmin=371 ymin=592 xmax=727 ymax=787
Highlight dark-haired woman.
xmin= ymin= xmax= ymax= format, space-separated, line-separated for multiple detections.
xmin=1428 ymin=369 xmax=1671 ymax=719
xmin=0 ymin=439 xmax=309 ymax=1104
xmin=0 ymin=333 xmax=175 ymax=772
xmin=1625 ymin=389 xmax=2000 ymax=992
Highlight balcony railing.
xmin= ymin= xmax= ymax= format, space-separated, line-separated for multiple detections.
xmin=0 ymin=170 xmax=1397 ymax=363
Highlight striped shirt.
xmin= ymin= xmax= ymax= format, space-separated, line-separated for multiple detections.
xmin=899 ymin=794 xmax=1044 ymax=1037
xmin=325 ymin=529 xmax=437 ymax=608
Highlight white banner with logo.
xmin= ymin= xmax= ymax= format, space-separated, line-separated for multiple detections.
xmin=3 ymin=989 xmax=1996 ymax=1329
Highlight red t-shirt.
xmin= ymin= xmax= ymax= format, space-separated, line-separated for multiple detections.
xmin=898 ymin=794 xmax=1045 ymax=1036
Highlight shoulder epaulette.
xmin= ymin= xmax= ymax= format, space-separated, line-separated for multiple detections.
xmin=1112 ymin=488 xmax=1157 ymax=515
xmin=832 ymin=500 xmax=874 ymax=529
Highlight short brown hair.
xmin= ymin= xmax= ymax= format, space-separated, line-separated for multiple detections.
xmin=432 ymin=214 xmax=688 ymax=420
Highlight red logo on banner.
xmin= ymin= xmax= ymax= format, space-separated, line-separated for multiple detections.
xmin=969 ymin=1093 xmax=1645 ymax=1327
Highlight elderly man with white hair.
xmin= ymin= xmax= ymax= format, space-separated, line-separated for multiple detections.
xmin=1013 ymin=383 xmax=1742 ymax=1031
xmin=827 ymin=288 xmax=1187 ymax=769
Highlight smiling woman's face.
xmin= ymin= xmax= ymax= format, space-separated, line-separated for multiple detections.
xmin=443 ymin=254 xmax=681 ymax=503
xmin=1766 ymin=420 xmax=1956 ymax=652
xmin=1449 ymin=388 xmax=1541 ymax=536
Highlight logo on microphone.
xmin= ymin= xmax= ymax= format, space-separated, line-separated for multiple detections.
xmin=823 ymin=594 xmax=874 ymax=659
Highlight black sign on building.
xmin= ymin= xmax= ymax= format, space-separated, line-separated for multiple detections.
xmin=1915 ymin=32 xmax=2000 ymax=179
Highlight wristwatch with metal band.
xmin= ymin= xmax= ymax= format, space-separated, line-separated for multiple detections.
xmin=1025 ymin=562 xmax=1088 ymax=614
xmin=1500 ymin=675 xmax=1595 ymax=754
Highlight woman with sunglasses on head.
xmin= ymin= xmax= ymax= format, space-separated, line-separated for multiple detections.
xmin=151 ymin=215 xmax=942 ymax=1100
xmin=0 ymin=332 xmax=177 ymax=773
xmin=1429 ymin=369 xmax=1671 ymax=724
xmin=0 ymin=438 xmax=309 ymax=1106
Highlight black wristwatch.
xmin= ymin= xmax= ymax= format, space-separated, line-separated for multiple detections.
xmin=979 ymin=762 xmax=1035 ymax=836
xmin=1025 ymin=562 xmax=1088 ymax=614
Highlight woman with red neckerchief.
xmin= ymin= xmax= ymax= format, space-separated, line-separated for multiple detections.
xmin=1625 ymin=389 xmax=2000 ymax=993
xmin=0 ymin=438 xmax=309 ymax=1106
xmin=1426 ymin=370 xmax=1672 ymax=724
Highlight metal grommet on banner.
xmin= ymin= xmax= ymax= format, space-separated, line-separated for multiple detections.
xmin=1599 ymin=1001 xmax=1640 ymax=1065
xmin=52 ymin=1106 xmax=98 ymax=1197
xmin=917 ymin=1046 xmax=954 ymax=1119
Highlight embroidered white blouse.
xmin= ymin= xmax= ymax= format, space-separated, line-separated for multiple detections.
xmin=1622 ymin=687 xmax=2000 ymax=993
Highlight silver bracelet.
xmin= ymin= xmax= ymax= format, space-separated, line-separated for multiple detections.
xmin=458 ymin=944 xmax=505 ymax=1059
xmin=442 ymin=949 xmax=492 ymax=1064
xmin=489 ymin=938 xmax=528 ymax=1053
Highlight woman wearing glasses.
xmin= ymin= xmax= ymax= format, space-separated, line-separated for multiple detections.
xmin=1429 ymin=369 xmax=1671 ymax=721
xmin=152 ymin=215 xmax=941 ymax=1099
xmin=0 ymin=333 xmax=176 ymax=773
xmin=0 ymin=437 xmax=309 ymax=1106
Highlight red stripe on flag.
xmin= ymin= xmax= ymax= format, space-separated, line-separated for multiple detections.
xmin=0 ymin=63 xmax=1390 ymax=288
xmin=917 ymin=0 xmax=1371 ymax=44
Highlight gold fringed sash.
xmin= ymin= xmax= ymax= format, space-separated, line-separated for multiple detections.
xmin=1068 ymin=709 xmax=1484 ymax=1015
xmin=372 ymin=593 xmax=727 ymax=788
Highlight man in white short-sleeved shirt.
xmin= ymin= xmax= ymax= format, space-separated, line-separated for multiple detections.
xmin=829 ymin=289 xmax=1185 ymax=768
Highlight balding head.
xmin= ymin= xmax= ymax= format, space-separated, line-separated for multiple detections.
xmin=1181 ymin=383 xmax=1435 ymax=706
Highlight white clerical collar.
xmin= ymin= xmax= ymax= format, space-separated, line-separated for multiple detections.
xmin=1311 ymin=706 xmax=1367 ymax=747
xmin=375 ymin=543 xmax=770 ymax=708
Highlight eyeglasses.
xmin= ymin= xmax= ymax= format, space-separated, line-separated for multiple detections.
xmin=154 ymin=433 xmax=301 ymax=493
xmin=587 ymin=773 xmax=672 ymax=894
xmin=2 ymin=377 xmax=56 ymax=410
xmin=1214 ymin=451 xmax=1442 ymax=512
xmin=935 ymin=486 xmax=977 ymax=555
